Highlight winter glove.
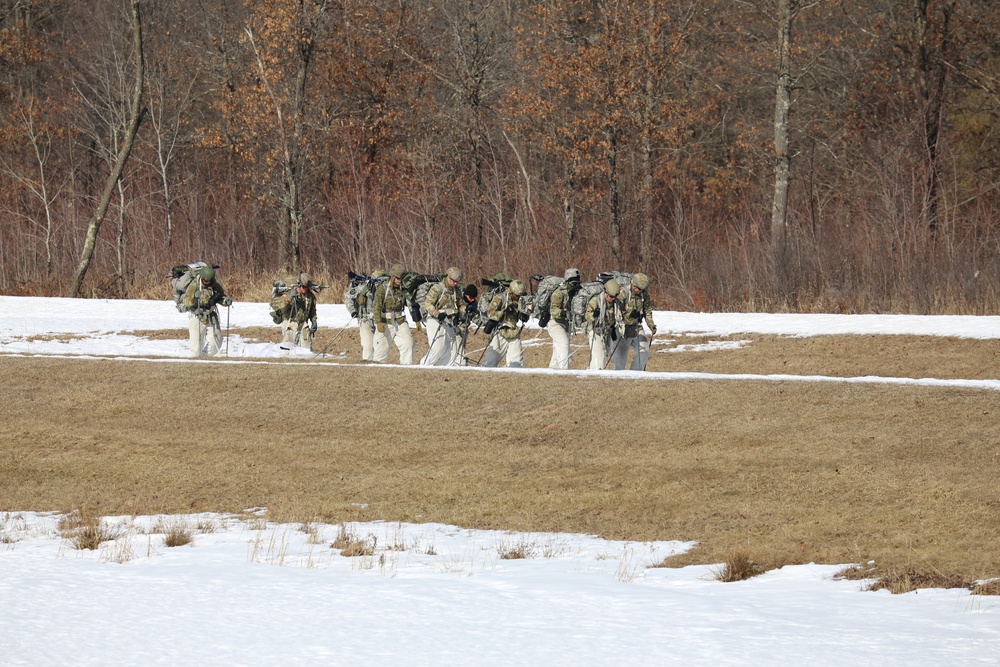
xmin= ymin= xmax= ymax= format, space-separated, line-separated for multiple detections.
xmin=610 ymin=328 xmax=618 ymax=341
xmin=376 ymin=322 xmax=385 ymax=333
xmin=483 ymin=319 xmax=497 ymax=335
xmin=519 ymin=312 xmax=529 ymax=323
xmin=437 ymin=312 xmax=446 ymax=323
xmin=538 ymin=312 xmax=550 ymax=328
xmin=310 ymin=321 xmax=318 ymax=333
xmin=631 ymin=309 xmax=641 ymax=320
xmin=649 ymin=325 xmax=657 ymax=336
xmin=221 ymin=296 xmax=233 ymax=307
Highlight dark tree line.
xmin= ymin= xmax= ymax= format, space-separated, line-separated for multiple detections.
xmin=1 ymin=0 xmax=998 ymax=312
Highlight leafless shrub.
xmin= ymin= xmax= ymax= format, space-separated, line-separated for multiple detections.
xmin=330 ymin=524 xmax=375 ymax=557
xmin=162 ymin=521 xmax=194 ymax=548
xmin=66 ymin=517 xmax=122 ymax=551
xmin=497 ymin=536 xmax=535 ymax=560
xmin=196 ymin=518 xmax=220 ymax=534
xmin=714 ymin=550 xmax=767 ymax=582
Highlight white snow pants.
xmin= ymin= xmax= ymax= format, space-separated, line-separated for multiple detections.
xmin=482 ymin=333 xmax=523 ymax=368
xmin=546 ymin=321 xmax=571 ymax=369
xmin=373 ymin=320 xmax=414 ymax=365
xmin=421 ymin=319 xmax=458 ymax=366
xmin=188 ymin=311 xmax=222 ymax=357
xmin=280 ymin=320 xmax=313 ymax=349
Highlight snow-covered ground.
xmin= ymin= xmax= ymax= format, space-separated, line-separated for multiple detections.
xmin=1 ymin=296 xmax=999 ymax=665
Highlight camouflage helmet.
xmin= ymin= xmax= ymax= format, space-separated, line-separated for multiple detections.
xmin=633 ymin=272 xmax=650 ymax=290
xmin=198 ymin=265 xmax=215 ymax=282
xmin=510 ymin=279 xmax=527 ymax=296
xmin=563 ymin=267 xmax=581 ymax=282
xmin=605 ymin=279 xmax=620 ymax=296
xmin=371 ymin=269 xmax=387 ymax=279
xmin=389 ymin=263 xmax=406 ymax=279
xmin=298 ymin=272 xmax=312 ymax=287
xmin=446 ymin=267 xmax=464 ymax=282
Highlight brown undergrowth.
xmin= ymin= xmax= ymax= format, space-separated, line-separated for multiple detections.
xmin=1 ymin=342 xmax=998 ymax=593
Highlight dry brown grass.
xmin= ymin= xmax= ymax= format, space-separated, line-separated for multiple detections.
xmin=1 ymin=333 xmax=999 ymax=591
xmin=157 ymin=519 xmax=194 ymax=547
xmin=58 ymin=513 xmax=121 ymax=551
xmin=330 ymin=524 xmax=375 ymax=557
xmin=112 ymin=326 xmax=1000 ymax=379
xmin=714 ymin=550 xmax=768 ymax=582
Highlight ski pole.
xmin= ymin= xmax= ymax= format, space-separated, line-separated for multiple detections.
xmin=225 ymin=304 xmax=231 ymax=357
xmin=318 ymin=314 xmax=356 ymax=357
xmin=604 ymin=331 xmax=624 ymax=370
xmin=476 ymin=327 xmax=500 ymax=366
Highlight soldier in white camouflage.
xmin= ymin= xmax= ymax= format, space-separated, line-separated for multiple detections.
xmin=355 ymin=269 xmax=387 ymax=361
xmin=181 ymin=265 xmax=232 ymax=357
xmin=482 ymin=278 xmax=530 ymax=368
xmin=371 ymin=263 xmax=414 ymax=364
xmin=420 ymin=267 xmax=466 ymax=366
xmin=611 ymin=272 xmax=656 ymax=370
xmin=546 ymin=268 xmax=581 ymax=369
xmin=584 ymin=279 xmax=623 ymax=370
xmin=271 ymin=272 xmax=318 ymax=350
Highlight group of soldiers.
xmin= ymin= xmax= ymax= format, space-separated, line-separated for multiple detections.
xmin=176 ymin=263 xmax=657 ymax=371
xmin=349 ymin=265 xmax=657 ymax=371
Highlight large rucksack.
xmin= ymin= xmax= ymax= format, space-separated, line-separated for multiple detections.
xmin=529 ymin=274 xmax=563 ymax=327
xmin=569 ymin=272 xmax=635 ymax=330
xmin=269 ymin=275 xmax=302 ymax=324
xmin=169 ymin=261 xmax=208 ymax=312
xmin=344 ymin=271 xmax=366 ymax=319
xmin=402 ymin=272 xmax=446 ymax=323
xmin=597 ymin=271 xmax=633 ymax=293
xmin=569 ymin=280 xmax=607 ymax=331
xmin=344 ymin=270 xmax=386 ymax=322
xmin=477 ymin=273 xmax=514 ymax=323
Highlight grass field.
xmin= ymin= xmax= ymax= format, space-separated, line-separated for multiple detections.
xmin=2 ymin=327 xmax=998 ymax=592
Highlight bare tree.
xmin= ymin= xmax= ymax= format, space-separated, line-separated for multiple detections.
xmin=770 ymin=0 xmax=796 ymax=283
xmin=68 ymin=0 xmax=144 ymax=297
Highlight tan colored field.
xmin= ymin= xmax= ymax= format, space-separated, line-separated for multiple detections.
xmin=1 ymin=328 xmax=998 ymax=592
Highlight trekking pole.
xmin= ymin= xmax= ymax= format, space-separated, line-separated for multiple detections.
xmin=475 ymin=327 xmax=500 ymax=366
xmin=604 ymin=330 xmax=625 ymax=370
xmin=225 ymin=304 xmax=231 ymax=357
xmin=318 ymin=314 xmax=356 ymax=357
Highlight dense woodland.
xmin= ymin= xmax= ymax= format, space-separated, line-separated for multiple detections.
xmin=1 ymin=0 xmax=998 ymax=312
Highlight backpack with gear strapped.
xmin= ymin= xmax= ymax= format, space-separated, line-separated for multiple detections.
xmin=477 ymin=273 xmax=514 ymax=324
xmin=344 ymin=271 xmax=386 ymax=322
xmin=569 ymin=271 xmax=635 ymax=331
xmin=529 ymin=274 xmax=563 ymax=328
xmin=401 ymin=272 xmax=446 ymax=323
xmin=169 ymin=261 xmax=209 ymax=313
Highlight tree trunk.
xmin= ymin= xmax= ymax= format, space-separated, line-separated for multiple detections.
xmin=607 ymin=124 xmax=622 ymax=264
xmin=563 ymin=161 xmax=576 ymax=253
xmin=914 ymin=0 xmax=954 ymax=232
xmin=770 ymin=0 xmax=794 ymax=284
xmin=68 ymin=0 xmax=144 ymax=298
